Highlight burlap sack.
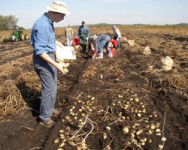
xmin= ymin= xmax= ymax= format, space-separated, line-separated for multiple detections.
xmin=161 ymin=56 xmax=174 ymax=71
xmin=143 ymin=46 xmax=151 ymax=55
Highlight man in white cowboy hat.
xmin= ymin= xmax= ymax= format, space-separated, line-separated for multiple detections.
xmin=30 ymin=1 xmax=70 ymax=127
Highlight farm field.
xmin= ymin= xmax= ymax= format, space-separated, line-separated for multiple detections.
xmin=0 ymin=25 xmax=188 ymax=150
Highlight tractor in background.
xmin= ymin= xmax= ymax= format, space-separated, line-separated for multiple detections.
xmin=2 ymin=26 xmax=29 ymax=42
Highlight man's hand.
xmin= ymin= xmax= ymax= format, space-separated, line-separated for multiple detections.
xmin=56 ymin=63 xmax=69 ymax=75
xmin=60 ymin=62 xmax=69 ymax=67
xmin=39 ymin=53 xmax=68 ymax=75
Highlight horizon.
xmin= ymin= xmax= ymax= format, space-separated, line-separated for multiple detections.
xmin=1 ymin=0 xmax=188 ymax=29
xmin=22 ymin=23 xmax=188 ymax=30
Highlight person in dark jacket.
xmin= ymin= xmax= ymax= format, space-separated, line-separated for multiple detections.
xmin=78 ymin=21 xmax=90 ymax=54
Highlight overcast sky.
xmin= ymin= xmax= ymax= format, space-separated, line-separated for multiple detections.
xmin=0 ymin=0 xmax=188 ymax=29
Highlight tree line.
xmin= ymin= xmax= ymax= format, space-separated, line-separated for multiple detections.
xmin=0 ymin=15 xmax=18 ymax=30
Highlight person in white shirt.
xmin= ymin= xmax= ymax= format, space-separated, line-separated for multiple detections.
xmin=65 ymin=25 xmax=74 ymax=46
xmin=112 ymin=25 xmax=121 ymax=50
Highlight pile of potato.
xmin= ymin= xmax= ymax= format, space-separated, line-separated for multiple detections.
xmin=53 ymin=90 xmax=166 ymax=150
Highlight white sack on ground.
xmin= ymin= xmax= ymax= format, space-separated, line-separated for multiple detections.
xmin=127 ymin=40 xmax=135 ymax=46
xmin=160 ymin=56 xmax=174 ymax=71
xmin=143 ymin=46 xmax=151 ymax=55
xmin=56 ymin=45 xmax=76 ymax=61
xmin=122 ymin=36 xmax=127 ymax=42
xmin=121 ymin=36 xmax=135 ymax=46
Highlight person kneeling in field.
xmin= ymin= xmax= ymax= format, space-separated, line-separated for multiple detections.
xmin=90 ymin=34 xmax=117 ymax=59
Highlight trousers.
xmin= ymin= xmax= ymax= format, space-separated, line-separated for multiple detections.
xmin=66 ymin=36 xmax=72 ymax=46
xmin=33 ymin=53 xmax=57 ymax=121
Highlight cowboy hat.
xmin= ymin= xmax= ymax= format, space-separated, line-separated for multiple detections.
xmin=46 ymin=1 xmax=70 ymax=14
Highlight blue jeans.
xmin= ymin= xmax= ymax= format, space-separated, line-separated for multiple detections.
xmin=117 ymin=38 xmax=121 ymax=49
xmin=98 ymin=37 xmax=111 ymax=57
xmin=33 ymin=53 xmax=57 ymax=121
xmin=66 ymin=36 xmax=72 ymax=46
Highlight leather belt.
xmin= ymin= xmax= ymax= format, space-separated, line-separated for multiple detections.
xmin=47 ymin=51 xmax=54 ymax=54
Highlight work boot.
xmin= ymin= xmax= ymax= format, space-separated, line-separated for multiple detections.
xmin=40 ymin=119 xmax=55 ymax=128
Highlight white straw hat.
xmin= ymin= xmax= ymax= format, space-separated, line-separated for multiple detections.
xmin=46 ymin=1 xmax=70 ymax=14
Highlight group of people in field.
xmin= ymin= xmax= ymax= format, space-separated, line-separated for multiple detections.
xmin=30 ymin=0 xmax=122 ymax=127
xmin=65 ymin=21 xmax=122 ymax=59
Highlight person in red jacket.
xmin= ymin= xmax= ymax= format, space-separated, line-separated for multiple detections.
xmin=109 ymin=38 xmax=118 ymax=57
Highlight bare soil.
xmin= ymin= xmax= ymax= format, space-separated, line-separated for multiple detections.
xmin=0 ymin=27 xmax=188 ymax=150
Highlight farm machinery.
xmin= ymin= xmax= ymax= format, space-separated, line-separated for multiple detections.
xmin=2 ymin=26 xmax=29 ymax=42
